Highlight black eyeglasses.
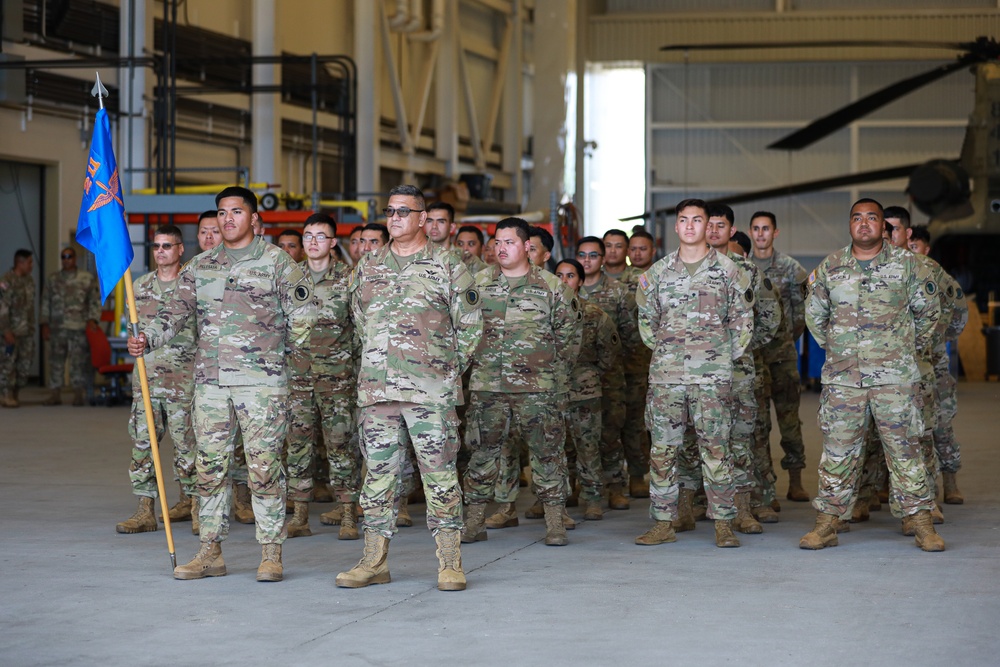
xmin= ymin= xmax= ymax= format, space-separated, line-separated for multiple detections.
xmin=383 ymin=206 xmax=423 ymax=218
xmin=151 ymin=243 xmax=176 ymax=250
xmin=577 ymin=251 xmax=603 ymax=260
xmin=303 ymin=233 xmax=331 ymax=243
xmin=61 ymin=254 xmax=74 ymax=260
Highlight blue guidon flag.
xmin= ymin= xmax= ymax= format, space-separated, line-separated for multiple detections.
xmin=75 ymin=107 xmax=134 ymax=303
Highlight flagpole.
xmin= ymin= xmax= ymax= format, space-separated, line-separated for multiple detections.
xmin=94 ymin=73 xmax=177 ymax=570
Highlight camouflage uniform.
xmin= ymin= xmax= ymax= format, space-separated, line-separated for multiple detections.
xmin=806 ymin=242 xmax=941 ymax=519
xmin=142 ymin=236 xmax=315 ymax=545
xmin=613 ymin=267 xmax=654 ymax=481
xmin=579 ymin=273 xmax=639 ymax=485
xmin=754 ymin=251 xmax=808 ymax=471
xmin=933 ymin=271 xmax=968 ymax=474
xmin=40 ymin=268 xmax=101 ymax=390
xmin=351 ymin=241 xmax=482 ymax=538
xmin=286 ymin=263 xmax=359 ymax=503
xmin=637 ymin=249 xmax=753 ymax=522
xmin=0 ymin=270 xmax=36 ymax=391
xmin=463 ymin=265 xmax=581 ymax=506
xmin=566 ymin=302 xmax=620 ymax=502
xmin=127 ymin=272 xmax=197 ymax=499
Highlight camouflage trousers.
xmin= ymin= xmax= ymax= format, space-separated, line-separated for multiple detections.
xmin=857 ymin=371 xmax=938 ymax=514
xmin=1 ymin=334 xmax=34 ymax=389
xmin=751 ymin=359 xmax=777 ymax=507
xmin=566 ymin=397 xmax=604 ymax=502
xmin=47 ymin=327 xmax=89 ymax=390
xmin=127 ymin=392 xmax=197 ymax=498
xmin=622 ymin=372 xmax=651 ymax=477
xmin=600 ymin=389 xmax=627 ymax=485
xmin=358 ymin=401 xmax=463 ymax=538
xmin=765 ymin=356 xmax=806 ymax=471
xmin=286 ymin=388 xmax=359 ymax=503
xmin=464 ymin=391 xmax=569 ymax=506
xmin=647 ymin=383 xmax=736 ymax=522
xmin=813 ymin=383 xmax=933 ymax=520
xmin=193 ymin=383 xmax=289 ymax=545
xmin=933 ymin=349 xmax=961 ymax=473
xmin=231 ymin=428 xmax=247 ymax=484
xmin=489 ymin=432 xmax=526 ymax=504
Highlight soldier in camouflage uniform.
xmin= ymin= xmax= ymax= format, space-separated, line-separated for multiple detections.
xmin=635 ymin=198 xmax=753 ymax=549
xmin=1 ymin=249 xmax=36 ymax=407
xmin=116 ymin=226 xmax=198 ymax=536
xmin=602 ymin=229 xmax=635 ymax=284
xmin=555 ymin=258 xmax=619 ymax=522
xmin=336 ymin=185 xmax=482 ymax=592
xmin=576 ymin=236 xmax=639 ymax=510
xmin=801 ymin=199 xmax=945 ymax=552
xmin=908 ymin=225 xmax=968 ymax=504
xmin=673 ymin=205 xmax=779 ymax=535
xmin=129 ymin=186 xmax=315 ymax=582
xmin=456 ymin=225 xmax=487 ymax=267
xmin=283 ymin=214 xmax=361 ymax=540
xmin=461 ymin=218 xmax=581 ymax=547
xmin=40 ymin=247 xmax=101 ymax=406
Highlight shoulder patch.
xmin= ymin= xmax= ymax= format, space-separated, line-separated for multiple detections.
xmin=925 ymin=281 xmax=937 ymax=296
xmin=294 ymin=284 xmax=311 ymax=302
xmin=763 ymin=277 xmax=774 ymax=291
xmin=806 ymin=271 xmax=816 ymax=286
xmin=465 ymin=288 xmax=480 ymax=306
xmin=638 ymin=273 xmax=651 ymax=293
xmin=744 ymin=287 xmax=754 ymax=303
xmin=570 ymin=297 xmax=580 ymax=313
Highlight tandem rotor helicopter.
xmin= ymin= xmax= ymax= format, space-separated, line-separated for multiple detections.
xmin=624 ymin=36 xmax=1000 ymax=303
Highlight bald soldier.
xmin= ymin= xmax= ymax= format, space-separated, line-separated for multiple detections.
xmin=129 ymin=186 xmax=316 ymax=582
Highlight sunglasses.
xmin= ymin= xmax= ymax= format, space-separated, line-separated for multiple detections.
xmin=383 ymin=206 xmax=423 ymax=218
xmin=151 ymin=243 xmax=176 ymax=250
xmin=61 ymin=254 xmax=74 ymax=260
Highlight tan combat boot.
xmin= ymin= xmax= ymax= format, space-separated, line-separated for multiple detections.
xmin=190 ymin=496 xmax=200 ymax=535
xmin=566 ymin=477 xmax=579 ymax=508
xmin=733 ymin=492 xmax=763 ymax=534
xmin=319 ymin=503 xmax=343 ymax=526
xmin=930 ymin=503 xmax=945 ymax=524
xmin=562 ymin=508 xmax=576 ymax=531
xmin=715 ymin=519 xmax=741 ymax=548
xmin=461 ymin=504 xmax=488 ymax=543
xmin=910 ymin=510 xmax=946 ymax=552
xmin=256 ymin=544 xmax=283 ymax=582
xmin=42 ymin=389 xmax=62 ymax=406
xmin=485 ymin=503 xmax=519 ymax=529
xmin=583 ymin=500 xmax=603 ymax=521
xmin=799 ymin=513 xmax=839 ymax=550
xmin=339 ymin=502 xmax=359 ymax=540
xmin=850 ymin=497 xmax=870 ymax=523
xmin=173 ymin=542 xmax=226 ymax=580
xmin=116 ymin=497 xmax=158 ymax=534
xmin=675 ymin=488 xmax=696 ymax=532
xmin=313 ymin=482 xmax=334 ymax=503
xmin=786 ymin=468 xmax=809 ymax=502
xmin=635 ymin=520 xmax=676 ymax=546
xmin=524 ymin=499 xmax=544 ymax=519
xmin=336 ymin=529 xmax=391 ymax=588
xmin=607 ymin=483 xmax=630 ymax=510
xmin=901 ymin=515 xmax=915 ymax=537
xmin=753 ymin=502 xmax=779 ymax=524
xmin=543 ymin=504 xmax=568 ymax=546
xmin=435 ymin=529 xmax=466 ymax=591
xmin=397 ymin=496 xmax=413 ymax=527
xmin=162 ymin=483 xmax=192 ymax=523
xmin=1 ymin=389 xmax=18 ymax=408
xmin=286 ymin=501 xmax=313 ymax=538
xmin=629 ymin=475 xmax=649 ymax=498
xmin=868 ymin=495 xmax=882 ymax=511
xmin=233 ymin=482 xmax=255 ymax=524
xmin=942 ymin=472 xmax=964 ymax=505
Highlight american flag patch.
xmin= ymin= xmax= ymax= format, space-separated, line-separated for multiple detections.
xmin=638 ymin=273 xmax=650 ymax=292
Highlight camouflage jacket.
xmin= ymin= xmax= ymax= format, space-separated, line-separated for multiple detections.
xmin=304 ymin=262 xmax=357 ymax=394
xmin=40 ymin=268 xmax=101 ymax=330
xmin=939 ymin=270 xmax=968 ymax=345
xmin=728 ymin=251 xmax=781 ymax=382
xmin=637 ymin=248 xmax=753 ymax=385
xmin=462 ymin=252 xmax=489 ymax=275
xmin=351 ymin=240 xmax=482 ymax=408
xmin=754 ymin=250 xmax=807 ymax=363
xmin=604 ymin=265 xmax=638 ymax=285
xmin=570 ymin=301 xmax=620 ymax=401
xmin=580 ymin=273 xmax=643 ymax=375
xmin=806 ymin=242 xmax=941 ymax=388
xmin=0 ymin=270 xmax=36 ymax=336
xmin=143 ymin=236 xmax=315 ymax=387
xmin=130 ymin=271 xmax=196 ymax=399
xmin=470 ymin=264 xmax=581 ymax=394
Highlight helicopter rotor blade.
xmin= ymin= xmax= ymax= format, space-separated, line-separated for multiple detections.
xmin=660 ymin=40 xmax=972 ymax=52
xmin=620 ymin=163 xmax=924 ymax=222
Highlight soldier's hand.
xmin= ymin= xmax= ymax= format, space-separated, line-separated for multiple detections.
xmin=3 ymin=331 xmax=14 ymax=346
xmin=127 ymin=333 xmax=147 ymax=357
xmin=40 ymin=324 xmax=50 ymax=341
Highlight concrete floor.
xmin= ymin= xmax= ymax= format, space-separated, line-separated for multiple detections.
xmin=1 ymin=383 xmax=998 ymax=667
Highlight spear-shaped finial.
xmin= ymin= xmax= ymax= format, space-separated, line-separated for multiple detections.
xmin=91 ymin=72 xmax=109 ymax=110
